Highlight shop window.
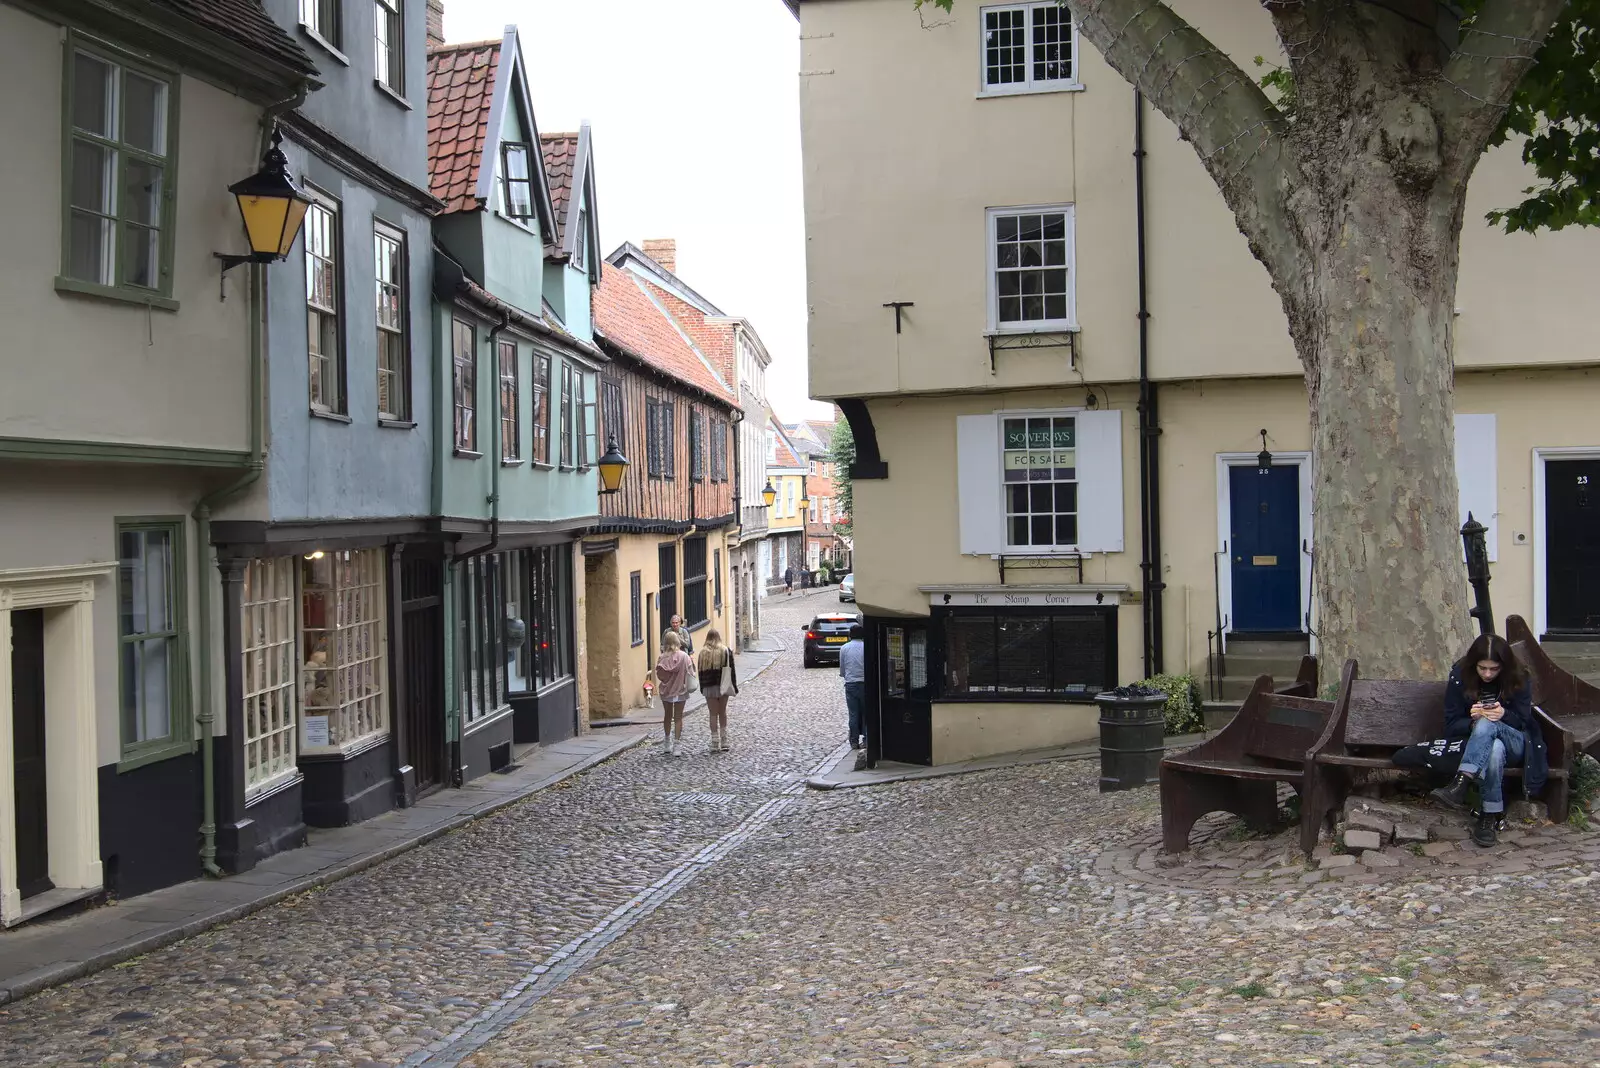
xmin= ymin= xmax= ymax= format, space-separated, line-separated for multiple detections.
xmin=242 ymin=557 xmax=299 ymax=795
xmin=459 ymin=554 xmax=507 ymax=724
xmin=300 ymin=549 xmax=388 ymax=751
xmin=940 ymin=607 xmax=1113 ymax=701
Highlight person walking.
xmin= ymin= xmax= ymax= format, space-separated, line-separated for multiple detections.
xmin=663 ymin=613 xmax=693 ymax=656
xmin=784 ymin=565 xmax=795 ymax=596
xmin=697 ymin=629 xmax=739 ymax=753
xmin=653 ymin=631 xmax=694 ymax=756
xmin=839 ymin=623 xmax=867 ymax=765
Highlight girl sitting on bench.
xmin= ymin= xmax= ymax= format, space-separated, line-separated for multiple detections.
xmin=1431 ymin=634 xmax=1533 ymax=847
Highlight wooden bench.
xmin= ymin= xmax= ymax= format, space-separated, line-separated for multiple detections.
xmin=1160 ymin=656 xmax=1340 ymax=855
xmin=1302 ymin=665 xmax=1574 ymax=844
xmin=1507 ymin=614 xmax=1600 ymax=759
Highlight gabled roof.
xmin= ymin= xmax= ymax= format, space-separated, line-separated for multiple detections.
xmin=426 ymin=27 xmax=557 ymax=237
xmin=541 ymin=123 xmax=601 ymax=281
xmin=607 ymin=243 xmax=725 ymax=317
xmin=637 ymin=280 xmax=737 ymax=389
xmin=593 ymin=264 xmax=737 ymax=407
xmin=784 ymin=420 xmax=836 ymax=457
xmin=767 ymin=416 xmax=804 ymax=471
xmin=159 ymin=0 xmax=318 ymax=78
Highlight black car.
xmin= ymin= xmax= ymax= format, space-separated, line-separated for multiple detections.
xmin=802 ymin=612 xmax=858 ymax=668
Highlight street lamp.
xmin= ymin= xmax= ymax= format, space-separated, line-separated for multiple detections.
xmin=762 ymin=481 xmax=777 ymax=508
xmin=1256 ymin=428 xmax=1273 ymax=475
xmin=596 ymin=435 xmax=629 ymax=494
xmin=215 ymin=128 xmax=313 ymax=296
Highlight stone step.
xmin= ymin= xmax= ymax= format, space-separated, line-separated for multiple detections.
xmin=1218 ymin=654 xmax=1314 ymax=679
xmin=1542 ymin=640 xmax=1600 ymax=657
xmin=1546 ymin=652 xmax=1600 ymax=675
xmin=1218 ymin=675 xmax=1270 ymax=701
xmin=1224 ymin=637 xmax=1311 ymax=657
xmin=1201 ymin=701 xmax=1240 ymax=733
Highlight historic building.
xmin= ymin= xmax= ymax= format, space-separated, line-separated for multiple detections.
xmin=584 ymin=259 xmax=740 ymax=716
xmin=0 ymin=0 xmax=319 ymax=919
xmin=785 ymin=418 xmax=848 ymax=573
xmin=763 ymin=418 xmax=808 ymax=591
xmin=790 ymin=0 xmax=1600 ymax=765
xmin=426 ymin=28 xmax=606 ymax=784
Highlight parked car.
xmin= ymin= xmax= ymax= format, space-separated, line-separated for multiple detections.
xmin=803 ymin=612 xmax=858 ymax=668
xmin=839 ymin=573 xmax=856 ymax=602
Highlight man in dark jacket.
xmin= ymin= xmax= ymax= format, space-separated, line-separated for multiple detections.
xmin=1431 ymin=639 xmax=1541 ymax=847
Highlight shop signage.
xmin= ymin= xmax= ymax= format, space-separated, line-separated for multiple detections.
xmin=926 ymin=589 xmax=1121 ymax=608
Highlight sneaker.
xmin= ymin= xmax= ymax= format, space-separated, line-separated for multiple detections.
xmin=1472 ymin=812 xmax=1498 ymax=848
xmin=664 ymin=736 xmax=675 ymax=756
xmin=1431 ymin=774 xmax=1472 ymax=812
xmin=675 ymin=738 xmax=689 ymax=756
xmin=709 ymin=732 xmax=721 ymax=754
xmin=721 ymin=732 xmax=731 ymax=752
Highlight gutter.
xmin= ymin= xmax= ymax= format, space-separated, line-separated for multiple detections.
xmin=194 ymin=86 xmax=307 ymax=877
xmin=458 ymin=312 xmax=513 ymax=562
xmin=1134 ymin=90 xmax=1165 ymax=678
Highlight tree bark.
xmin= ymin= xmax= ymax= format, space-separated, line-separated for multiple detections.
xmin=1064 ymin=0 xmax=1567 ymax=679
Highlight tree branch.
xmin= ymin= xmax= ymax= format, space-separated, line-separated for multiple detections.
xmin=1439 ymin=0 xmax=1568 ymax=161
xmin=1070 ymin=0 xmax=1304 ymax=285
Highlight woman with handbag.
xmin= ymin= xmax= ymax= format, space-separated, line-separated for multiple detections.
xmin=654 ymin=631 xmax=695 ymax=756
xmin=697 ymin=629 xmax=739 ymax=753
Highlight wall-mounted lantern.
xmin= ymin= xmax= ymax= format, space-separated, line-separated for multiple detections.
xmin=762 ymin=481 xmax=777 ymax=508
xmin=597 ymin=435 xmax=629 ymax=494
xmin=1256 ymin=429 xmax=1273 ymax=475
xmin=215 ymin=128 xmax=312 ymax=298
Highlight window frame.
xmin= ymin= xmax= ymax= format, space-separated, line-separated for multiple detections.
xmin=658 ymin=542 xmax=679 ymax=625
xmin=713 ymin=548 xmax=723 ymax=611
xmin=305 ymin=189 xmax=347 ymax=414
xmin=299 ymin=0 xmax=345 ymax=55
xmin=629 ymin=570 xmax=644 ymax=647
xmin=986 ymin=204 xmax=1077 ymax=334
xmin=499 ymin=337 xmax=520 ymax=462
xmin=579 ymin=370 xmax=598 ymax=469
xmin=459 ymin=554 xmax=508 ymax=726
xmin=977 ymin=1 xmax=1082 ymax=98
xmin=532 ymin=353 xmax=552 ymax=465
xmin=690 ymin=408 xmax=705 ymax=483
xmin=500 ymin=141 xmax=537 ymax=221
xmin=452 ymin=318 xmax=478 ymax=455
xmin=601 ymin=376 xmax=625 ymax=458
xmin=58 ymin=36 xmax=182 ymax=308
xmin=934 ymin=605 xmax=1116 ymax=704
xmin=1001 ymin=412 xmax=1080 ymax=552
xmin=115 ymin=517 xmax=190 ymax=771
xmin=374 ymin=0 xmax=403 ymax=96
xmin=573 ymin=206 xmax=588 ymax=271
xmin=683 ymin=536 xmax=709 ymax=627
xmin=559 ymin=361 xmax=575 ymax=469
xmin=241 ymin=557 xmax=300 ymax=797
xmin=299 ymin=549 xmax=390 ymax=754
xmin=374 ymin=220 xmax=410 ymax=422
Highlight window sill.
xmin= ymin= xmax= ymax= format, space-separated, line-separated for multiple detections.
xmin=532 ymin=460 xmax=556 ymax=470
xmin=374 ymin=80 xmax=412 ymax=109
xmin=245 ymin=769 xmax=303 ymax=806
xmin=462 ymin=703 xmax=514 ymax=736
xmin=502 ymin=458 xmax=525 ymax=467
xmin=455 ymin=448 xmax=483 ymax=459
xmin=310 ymin=408 xmax=353 ymax=424
xmin=631 ymin=638 xmax=646 ymax=648
xmin=299 ymin=25 xmax=349 ymax=65
xmin=495 ymin=211 xmax=541 ymax=236
xmin=300 ymin=730 xmax=391 ymax=761
xmin=985 ymin=324 xmax=1080 ymax=337
xmin=977 ymin=81 xmax=1085 ymax=99
xmin=379 ymin=418 xmax=416 ymax=429
xmin=116 ymin=739 xmax=194 ymax=774
xmin=55 ymin=276 xmax=179 ymax=313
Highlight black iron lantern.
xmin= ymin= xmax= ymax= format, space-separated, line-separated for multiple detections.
xmin=223 ymin=128 xmax=312 ymax=267
xmin=596 ymin=435 xmax=629 ymax=494
xmin=1256 ymin=428 xmax=1273 ymax=475
xmin=762 ymin=481 xmax=777 ymax=508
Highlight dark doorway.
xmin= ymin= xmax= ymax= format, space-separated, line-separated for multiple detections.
xmin=1229 ymin=464 xmax=1302 ymax=633
xmin=1547 ymin=457 xmax=1600 ymax=634
xmin=878 ymin=622 xmax=932 ymax=766
xmin=11 ymin=608 xmax=53 ymax=900
xmin=401 ymin=557 xmax=446 ymax=796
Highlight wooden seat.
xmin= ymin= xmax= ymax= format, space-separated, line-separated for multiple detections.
xmin=1303 ymin=663 xmax=1574 ymax=847
xmin=1507 ymin=615 xmax=1600 ymax=756
xmin=1159 ymin=656 xmax=1333 ymax=853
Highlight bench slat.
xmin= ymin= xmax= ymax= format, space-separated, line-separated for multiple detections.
xmin=1162 ymin=756 xmax=1305 ymax=781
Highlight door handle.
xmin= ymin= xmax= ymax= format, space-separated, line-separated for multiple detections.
xmin=1235 ymin=556 xmax=1242 ymax=563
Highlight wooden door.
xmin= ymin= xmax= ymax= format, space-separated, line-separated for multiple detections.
xmin=1547 ymin=458 xmax=1600 ymax=633
xmin=401 ymin=558 xmax=446 ymax=795
xmin=1229 ymin=464 xmax=1302 ymax=633
xmin=11 ymin=609 xmax=53 ymax=899
xmin=878 ymin=623 xmax=932 ymax=766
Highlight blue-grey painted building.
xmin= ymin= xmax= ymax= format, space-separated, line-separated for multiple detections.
xmin=426 ymin=27 xmax=607 ymax=784
xmin=209 ymin=0 xmax=443 ymax=872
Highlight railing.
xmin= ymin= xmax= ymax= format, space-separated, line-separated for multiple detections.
xmin=996 ymin=552 xmax=1086 ymax=586
xmin=1207 ymin=541 xmax=1228 ymax=702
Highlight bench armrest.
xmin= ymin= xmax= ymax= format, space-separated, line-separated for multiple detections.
xmin=1306 ymin=658 xmax=1359 ymax=764
xmin=1533 ymin=705 xmax=1575 ymax=774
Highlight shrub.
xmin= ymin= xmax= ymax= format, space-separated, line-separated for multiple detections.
xmin=1570 ymin=753 xmax=1600 ymax=829
xmin=1136 ymin=673 xmax=1204 ymax=735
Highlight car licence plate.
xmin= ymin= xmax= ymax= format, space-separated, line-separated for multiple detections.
xmin=823 ymin=636 xmax=847 ymax=644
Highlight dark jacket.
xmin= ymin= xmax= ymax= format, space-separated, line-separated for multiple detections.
xmin=1441 ymin=665 xmax=1549 ymax=798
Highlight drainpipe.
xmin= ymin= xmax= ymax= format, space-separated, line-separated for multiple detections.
xmin=194 ymin=87 xmax=307 ymax=876
xmin=458 ymin=312 xmax=513 ymax=562
xmin=1134 ymin=89 xmax=1165 ymax=678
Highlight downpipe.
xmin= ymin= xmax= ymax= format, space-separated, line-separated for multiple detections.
xmin=1134 ymin=89 xmax=1165 ymax=678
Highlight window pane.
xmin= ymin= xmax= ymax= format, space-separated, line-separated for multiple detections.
xmin=997 ymin=617 xmax=1049 ymax=692
xmin=73 ymin=53 xmax=115 ymax=136
xmin=123 ymin=72 xmax=167 ymax=155
xmin=945 ymin=615 xmax=996 ymax=694
xmin=124 ymin=224 xmax=159 ymax=288
xmin=71 ymin=140 xmax=115 ymax=213
xmin=1050 ymin=614 xmax=1108 ymax=696
xmin=125 ymin=158 xmax=162 ymax=226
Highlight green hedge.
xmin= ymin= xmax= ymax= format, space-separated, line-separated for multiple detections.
xmin=1135 ymin=673 xmax=1205 ymax=735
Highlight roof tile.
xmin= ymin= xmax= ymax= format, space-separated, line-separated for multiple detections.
xmin=155 ymin=0 xmax=317 ymax=76
xmin=426 ymin=40 xmax=501 ymax=213
xmin=594 ymin=264 xmax=736 ymax=406
xmin=540 ymin=132 xmax=578 ymax=246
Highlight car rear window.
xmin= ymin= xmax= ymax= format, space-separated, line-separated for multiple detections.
xmin=814 ymin=618 xmax=855 ymax=632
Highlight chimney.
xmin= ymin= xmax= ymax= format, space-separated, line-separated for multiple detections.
xmin=642 ymin=238 xmax=677 ymax=274
xmin=426 ymin=0 xmax=445 ymax=47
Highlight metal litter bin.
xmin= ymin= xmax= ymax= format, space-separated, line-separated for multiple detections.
xmin=1096 ymin=688 xmax=1167 ymax=792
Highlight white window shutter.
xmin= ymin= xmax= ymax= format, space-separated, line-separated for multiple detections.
xmin=956 ymin=414 xmax=1004 ymax=555
xmin=1454 ymin=413 xmax=1497 ymax=562
xmin=1075 ymin=409 xmax=1124 ymax=553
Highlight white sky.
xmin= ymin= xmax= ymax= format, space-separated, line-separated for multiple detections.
xmin=442 ymin=0 xmax=830 ymax=423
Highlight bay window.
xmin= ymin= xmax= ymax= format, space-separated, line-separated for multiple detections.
xmin=940 ymin=607 xmax=1114 ymax=701
xmin=299 ymin=549 xmax=388 ymax=752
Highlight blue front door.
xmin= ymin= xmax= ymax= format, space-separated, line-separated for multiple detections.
xmin=1229 ymin=464 xmax=1301 ymax=632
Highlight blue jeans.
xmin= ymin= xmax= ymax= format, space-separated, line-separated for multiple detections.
xmin=1459 ymin=717 xmax=1526 ymax=814
xmin=844 ymin=681 xmax=866 ymax=746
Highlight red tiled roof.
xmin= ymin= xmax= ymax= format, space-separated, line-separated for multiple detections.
xmin=427 ymin=40 xmax=501 ymax=213
xmin=540 ymin=132 xmax=578 ymax=245
xmin=158 ymin=0 xmax=317 ymax=76
xmin=770 ymin=422 xmax=802 ymax=469
xmin=593 ymin=264 xmax=736 ymax=406
xmin=638 ymin=280 xmax=737 ymax=388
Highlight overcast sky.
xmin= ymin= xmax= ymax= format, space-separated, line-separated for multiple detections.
xmin=443 ymin=0 xmax=829 ymax=422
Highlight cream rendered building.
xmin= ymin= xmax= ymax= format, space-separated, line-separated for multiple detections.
xmin=790 ymin=0 xmax=1600 ymax=765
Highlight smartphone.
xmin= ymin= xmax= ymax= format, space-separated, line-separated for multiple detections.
xmin=1482 ymin=698 xmax=1500 ymax=709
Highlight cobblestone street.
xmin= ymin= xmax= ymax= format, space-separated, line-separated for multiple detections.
xmin=5 ymin=590 xmax=1600 ymax=1067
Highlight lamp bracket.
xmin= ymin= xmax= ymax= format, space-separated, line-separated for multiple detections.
xmin=213 ymin=252 xmax=274 ymax=301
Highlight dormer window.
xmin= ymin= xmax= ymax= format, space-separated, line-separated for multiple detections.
xmin=501 ymin=142 xmax=535 ymax=219
xmin=573 ymin=206 xmax=588 ymax=271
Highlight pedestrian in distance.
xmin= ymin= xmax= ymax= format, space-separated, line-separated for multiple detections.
xmin=663 ymin=613 xmax=693 ymax=656
xmin=1429 ymin=633 xmax=1548 ymax=848
xmin=839 ymin=623 xmax=867 ymax=769
xmin=653 ymin=631 xmax=694 ymax=756
xmin=784 ymin=565 xmax=795 ymax=596
xmin=697 ymin=628 xmax=739 ymax=753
